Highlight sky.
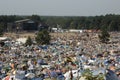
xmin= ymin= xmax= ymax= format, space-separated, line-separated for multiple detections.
xmin=0 ymin=0 xmax=120 ymax=16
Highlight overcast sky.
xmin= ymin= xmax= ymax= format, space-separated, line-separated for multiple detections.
xmin=0 ymin=0 xmax=119 ymax=16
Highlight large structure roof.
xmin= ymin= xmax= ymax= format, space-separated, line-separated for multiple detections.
xmin=15 ymin=19 xmax=30 ymax=23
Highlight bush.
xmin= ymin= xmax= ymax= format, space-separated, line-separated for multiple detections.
xmin=99 ymin=27 xmax=110 ymax=44
xmin=25 ymin=36 xmax=33 ymax=46
xmin=35 ymin=30 xmax=51 ymax=45
xmin=82 ymin=69 xmax=105 ymax=80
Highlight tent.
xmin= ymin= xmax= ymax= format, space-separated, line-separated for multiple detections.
xmin=0 ymin=37 xmax=9 ymax=41
xmin=16 ymin=38 xmax=27 ymax=44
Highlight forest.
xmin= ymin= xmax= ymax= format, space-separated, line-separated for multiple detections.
xmin=0 ymin=14 xmax=120 ymax=33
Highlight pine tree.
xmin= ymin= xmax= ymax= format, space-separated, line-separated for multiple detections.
xmin=35 ymin=30 xmax=51 ymax=45
xmin=25 ymin=36 xmax=33 ymax=46
xmin=99 ymin=26 xmax=110 ymax=44
xmin=0 ymin=23 xmax=4 ymax=36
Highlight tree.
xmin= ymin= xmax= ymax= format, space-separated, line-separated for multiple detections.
xmin=82 ymin=69 xmax=93 ymax=80
xmin=30 ymin=15 xmax=41 ymax=22
xmin=99 ymin=26 xmax=110 ymax=44
xmin=35 ymin=30 xmax=51 ymax=45
xmin=82 ymin=69 xmax=105 ymax=80
xmin=0 ymin=23 xmax=4 ymax=36
xmin=25 ymin=36 xmax=33 ymax=46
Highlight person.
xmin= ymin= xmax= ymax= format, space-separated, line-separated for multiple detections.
xmin=64 ymin=68 xmax=73 ymax=80
xmin=70 ymin=68 xmax=73 ymax=80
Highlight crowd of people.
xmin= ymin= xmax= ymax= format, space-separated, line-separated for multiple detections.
xmin=0 ymin=32 xmax=120 ymax=80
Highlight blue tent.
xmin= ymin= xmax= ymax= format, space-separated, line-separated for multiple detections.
xmin=106 ymin=69 xmax=118 ymax=80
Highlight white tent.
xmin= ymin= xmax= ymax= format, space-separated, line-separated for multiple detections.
xmin=25 ymin=73 xmax=35 ymax=78
xmin=0 ymin=37 xmax=9 ymax=41
xmin=16 ymin=38 xmax=27 ymax=44
xmin=64 ymin=70 xmax=81 ymax=80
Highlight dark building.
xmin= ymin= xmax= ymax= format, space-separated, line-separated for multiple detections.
xmin=7 ymin=19 xmax=49 ymax=32
xmin=15 ymin=19 xmax=38 ymax=31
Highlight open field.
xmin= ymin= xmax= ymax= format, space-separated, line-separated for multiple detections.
xmin=3 ymin=32 xmax=78 ymax=39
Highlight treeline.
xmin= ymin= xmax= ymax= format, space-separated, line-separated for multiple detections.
xmin=0 ymin=15 xmax=25 ymax=32
xmin=42 ymin=14 xmax=120 ymax=31
xmin=0 ymin=14 xmax=120 ymax=32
